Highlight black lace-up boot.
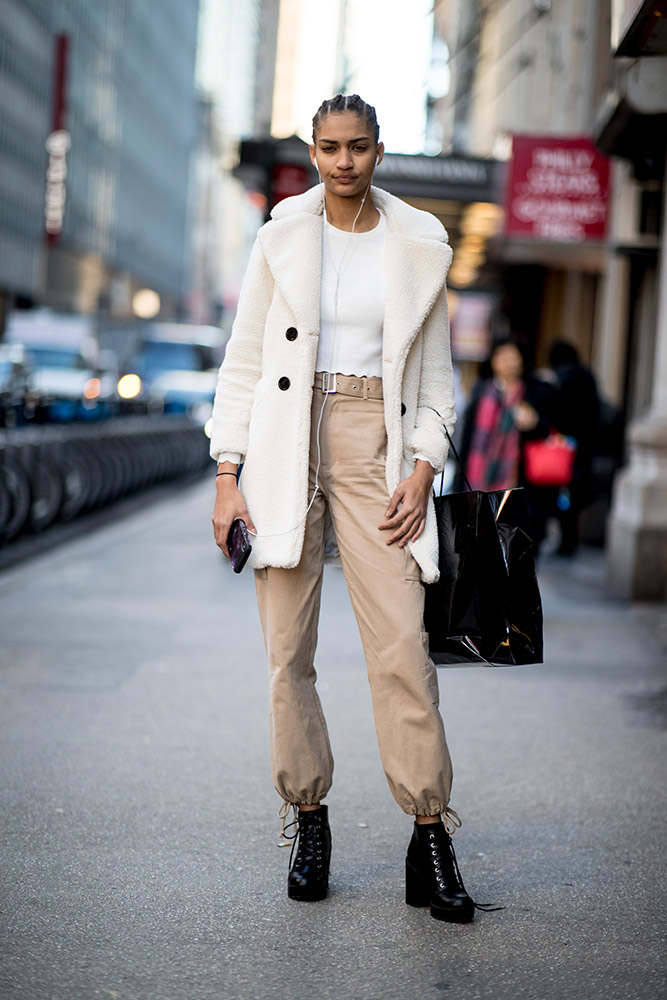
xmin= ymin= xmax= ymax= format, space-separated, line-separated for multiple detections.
xmin=405 ymin=820 xmax=475 ymax=923
xmin=287 ymin=805 xmax=331 ymax=902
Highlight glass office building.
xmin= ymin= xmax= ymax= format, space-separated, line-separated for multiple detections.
xmin=0 ymin=0 xmax=200 ymax=317
xmin=0 ymin=0 xmax=52 ymax=301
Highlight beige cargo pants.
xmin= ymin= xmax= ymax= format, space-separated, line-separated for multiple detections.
xmin=254 ymin=379 xmax=453 ymax=816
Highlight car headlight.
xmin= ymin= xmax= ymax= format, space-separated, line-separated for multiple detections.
xmin=118 ymin=373 xmax=142 ymax=399
xmin=83 ymin=377 xmax=101 ymax=400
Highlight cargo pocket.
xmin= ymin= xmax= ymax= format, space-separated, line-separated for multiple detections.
xmin=403 ymin=551 xmax=422 ymax=583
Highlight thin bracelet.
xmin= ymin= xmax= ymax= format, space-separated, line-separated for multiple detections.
xmin=216 ymin=471 xmax=237 ymax=478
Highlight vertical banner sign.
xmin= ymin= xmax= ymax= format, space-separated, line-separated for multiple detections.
xmin=504 ymin=136 xmax=610 ymax=242
xmin=45 ymin=33 xmax=70 ymax=243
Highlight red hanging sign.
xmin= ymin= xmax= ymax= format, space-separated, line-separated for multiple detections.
xmin=269 ymin=163 xmax=313 ymax=211
xmin=504 ymin=135 xmax=610 ymax=243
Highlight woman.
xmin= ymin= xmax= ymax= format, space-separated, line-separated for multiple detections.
xmin=210 ymin=94 xmax=476 ymax=922
xmin=455 ymin=337 xmax=554 ymax=547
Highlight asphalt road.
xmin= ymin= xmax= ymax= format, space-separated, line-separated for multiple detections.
xmin=0 ymin=480 xmax=665 ymax=1000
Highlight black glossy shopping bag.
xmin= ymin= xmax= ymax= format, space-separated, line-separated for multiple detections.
xmin=424 ymin=488 xmax=544 ymax=666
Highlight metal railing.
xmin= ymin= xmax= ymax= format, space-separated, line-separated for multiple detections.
xmin=0 ymin=417 xmax=213 ymax=543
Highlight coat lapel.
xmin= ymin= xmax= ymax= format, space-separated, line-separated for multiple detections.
xmin=256 ymin=183 xmax=453 ymax=362
xmin=258 ymin=212 xmax=322 ymax=335
xmin=383 ymin=232 xmax=452 ymax=369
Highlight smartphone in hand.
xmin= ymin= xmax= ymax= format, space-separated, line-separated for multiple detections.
xmin=227 ymin=518 xmax=252 ymax=573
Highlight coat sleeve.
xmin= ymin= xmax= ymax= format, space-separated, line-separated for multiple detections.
xmin=209 ymin=237 xmax=273 ymax=463
xmin=407 ymin=283 xmax=457 ymax=473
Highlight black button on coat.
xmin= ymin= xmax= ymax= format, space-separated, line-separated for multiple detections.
xmin=278 ymin=377 xmax=291 ymax=391
xmin=285 ymin=327 xmax=298 ymax=341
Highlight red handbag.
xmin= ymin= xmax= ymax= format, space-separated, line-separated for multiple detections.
xmin=523 ymin=433 xmax=576 ymax=487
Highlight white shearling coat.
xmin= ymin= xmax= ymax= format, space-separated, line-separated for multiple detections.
xmin=210 ymin=184 xmax=456 ymax=583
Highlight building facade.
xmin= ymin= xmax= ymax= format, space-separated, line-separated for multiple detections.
xmin=0 ymin=0 xmax=52 ymax=308
xmin=430 ymin=0 xmax=667 ymax=598
xmin=596 ymin=0 xmax=667 ymax=599
xmin=193 ymin=0 xmax=278 ymax=328
xmin=0 ymin=0 xmax=201 ymax=323
xmin=430 ymin=0 xmax=614 ymax=366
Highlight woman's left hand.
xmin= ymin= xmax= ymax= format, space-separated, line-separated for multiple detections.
xmin=379 ymin=460 xmax=433 ymax=547
xmin=513 ymin=401 xmax=539 ymax=431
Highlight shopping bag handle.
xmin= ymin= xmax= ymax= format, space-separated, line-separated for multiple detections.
xmin=432 ymin=409 xmax=473 ymax=494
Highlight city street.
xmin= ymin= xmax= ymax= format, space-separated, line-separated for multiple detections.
xmin=0 ymin=479 xmax=665 ymax=1000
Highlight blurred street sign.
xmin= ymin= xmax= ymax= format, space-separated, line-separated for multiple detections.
xmin=44 ymin=130 xmax=70 ymax=239
xmin=236 ymin=136 xmax=503 ymax=207
xmin=269 ymin=162 xmax=312 ymax=210
xmin=504 ymin=135 xmax=611 ymax=243
xmin=374 ymin=153 xmax=502 ymax=203
xmin=45 ymin=33 xmax=70 ymax=245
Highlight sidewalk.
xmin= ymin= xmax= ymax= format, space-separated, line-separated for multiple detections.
xmin=0 ymin=480 xmax=665 ymax=1000
xmin=547 ymin=543 xmax=667 ymax=653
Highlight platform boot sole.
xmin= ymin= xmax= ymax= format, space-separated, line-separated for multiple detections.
xmin=288 ymin=860 xmax=330 ymax=902
xmin=405 ymin=860 xmax=475 ymax=923
xmin=287 ymin=882 xmax=329 ymax=902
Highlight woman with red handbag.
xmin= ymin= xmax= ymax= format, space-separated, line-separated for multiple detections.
xmin=455 ymin=337 xmax=555 ymax=549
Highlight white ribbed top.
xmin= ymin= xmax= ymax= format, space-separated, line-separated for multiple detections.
xmin=316 ymin=211 xmax=386 ymax=378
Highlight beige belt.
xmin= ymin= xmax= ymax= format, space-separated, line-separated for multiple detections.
xmin=314 ymin=371 xmax=383 ymax=400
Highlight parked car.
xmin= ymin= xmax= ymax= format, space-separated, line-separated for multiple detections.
xmin=122 ymin=323 xmax=226 ymax=424
xmin=0 ymin=343 xmax=33 ymax=427
xmin=4 ymin=310 xmax=118 ymax=422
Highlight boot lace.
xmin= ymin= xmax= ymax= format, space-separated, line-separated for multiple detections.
xmin=278 ymin=800 xmax=298 ymax=843
xmin=425 ymin=820 xmax=504 ymax=913
xmin=278 ymin=801 xmax=325 ymax=872
xmin=442 ymin=805 xmax=462 ymax=835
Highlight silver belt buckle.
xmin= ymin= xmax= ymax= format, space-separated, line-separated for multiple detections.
xmin=322 ymin=371 xmax=337 ymax=393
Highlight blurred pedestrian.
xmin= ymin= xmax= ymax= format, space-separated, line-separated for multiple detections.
xmin=549 ymin=340 xmax=600 ymax=556
xmin=210 ymin=94 xmax=482 ymax=922
xmin=455 ymin=337 xmax=555 ymax=549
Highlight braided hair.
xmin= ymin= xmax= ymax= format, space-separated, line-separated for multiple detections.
xmin=311 ymin=94 xmax=380 ymax=143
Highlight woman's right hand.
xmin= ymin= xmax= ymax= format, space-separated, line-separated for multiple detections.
xmin=212 ymin=475 xmax=257 ymax=558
